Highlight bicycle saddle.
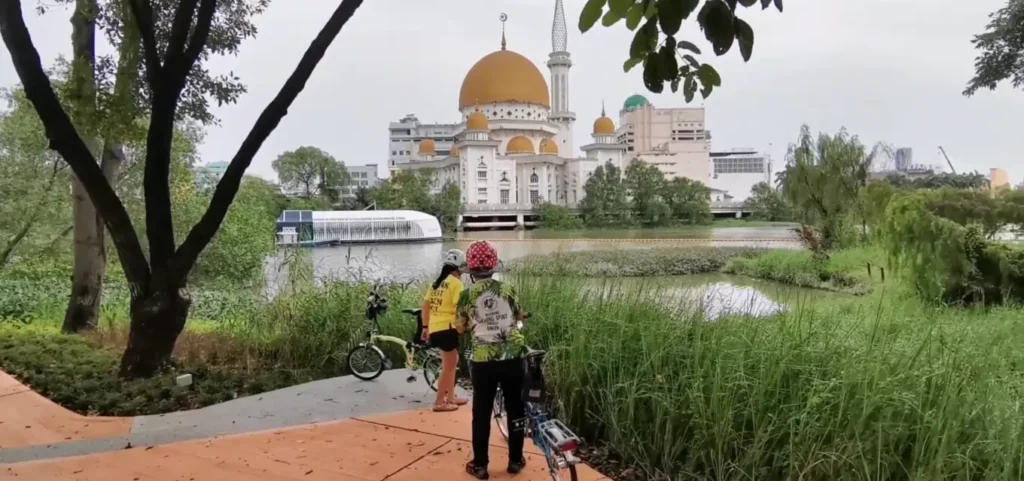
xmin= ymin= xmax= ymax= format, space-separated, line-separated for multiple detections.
xmin=524 ymin=349 xmax=546 ymax=358
xmin=402 ymin=308 xmax=422 ymax=315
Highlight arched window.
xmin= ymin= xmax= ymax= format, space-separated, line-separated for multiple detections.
xmin=530 ymin=173 xmax=539 ymax=183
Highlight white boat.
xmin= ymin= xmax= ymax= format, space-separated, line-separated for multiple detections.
xmin=275 ymin=209 xmax=443 ymax=247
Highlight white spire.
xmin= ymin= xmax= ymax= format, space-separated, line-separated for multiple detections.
xmin=552 ymin=0 xmax=567 ymax=53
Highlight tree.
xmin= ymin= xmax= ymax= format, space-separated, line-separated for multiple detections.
xmin=780 ymin=125 xmax=890 ymax=250
xmin=272 ymin=146 xmax=350 ymax=204
xmin=580 ymin=0 xmax=783 ymax=101
xmin=42 ymin=0 xmax=271 ymax=333
xmin=964 ymin=0 xmax=1024 ymax=95
xmin=0 ymin=0 xmax=366 ymax=377
xmin=662 ymin=176 xmax=711 ymax=224
xmin=581 ymin=162 xmax=630 ymax=226
xmin=535 ymin=202 xmax=584 ymax=230
xmin=744 ymin=181 xmax=789 ymax=221
xmin=0 ymin=88 xmax=72 ymax=271
xmin=373 ymin=171 xmax=461 ymax=232
xmin=624 ymin=160 xmax=670 ymax=225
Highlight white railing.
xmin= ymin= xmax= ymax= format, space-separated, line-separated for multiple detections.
xmin=463 ymin=204 xmax=536 ymax=212
xmin=462 ymin=200 xmax=749 ymax=213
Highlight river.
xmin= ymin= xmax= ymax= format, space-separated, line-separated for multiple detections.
xmin=264 ymin=224 xmax=824 ymax=317
xmin=267 ymin=224 xmax=800 ymax=285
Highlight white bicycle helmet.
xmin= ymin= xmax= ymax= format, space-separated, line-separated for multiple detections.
xmin=442 ymin=248 xmax=466 ymax=268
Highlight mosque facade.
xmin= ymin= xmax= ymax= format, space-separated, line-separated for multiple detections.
xmin=389 ymin=0 xmax=627 ymax=208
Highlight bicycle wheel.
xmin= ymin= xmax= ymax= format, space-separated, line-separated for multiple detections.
xmin=422 ymin=353 xmax=442 ymax=392
xmin=493 ymin=388 xmax=509 ymax=440
xmin=546 ymin=456 xmax=578 ymax=481
xmin=346 ymin=344 xmax=385 ymax=380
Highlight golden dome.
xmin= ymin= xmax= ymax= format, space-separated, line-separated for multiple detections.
xmin=593 ymin=116 xmax=616 ymax=135
xmin=539 ymin=138 xmax=559 ymax=155
xmin=450 ymin=146 xmax=461 ymax=157
xmin=418 ymin=139 xmax=436 ymax=156
xmin=459 ymin=50 xmax=550 ymax=110
xmin=466 ymin=110 xmax=489 ymax=131
xmin=506 ymin=136 xmax=535 ymax=154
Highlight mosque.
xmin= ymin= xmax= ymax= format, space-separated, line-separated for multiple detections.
xmin=390 ymin=2 xmax=628 ymax=208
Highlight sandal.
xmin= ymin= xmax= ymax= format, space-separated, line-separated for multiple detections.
xmin=465 ymin=461 xmax=489 ymax=480
xmin=448 ymin=396 xmax=469 ymax=406
xmin=432 ymin=402 xmax=459 ymax=412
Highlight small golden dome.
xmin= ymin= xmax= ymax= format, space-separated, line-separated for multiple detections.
xmin=418 ymin=139 xmax=436 ymax=156
xmin=466 ymin=110 xmax=489 ymax=131
xmin=593 ymin=116 xmax=616 ymax=135
xmin=450 ymin=146 xmax=461 ymax=157
xmin=539 ymin=138 xmax=559 ymax=155
xmin=459 ymin=49 xmax=550 ymax=110
xmin=506 ymin=136 xmax=535 ymax=154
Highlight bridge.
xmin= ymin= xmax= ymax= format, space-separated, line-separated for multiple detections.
xmin=459 ymin=201 xmax=754 ymax=230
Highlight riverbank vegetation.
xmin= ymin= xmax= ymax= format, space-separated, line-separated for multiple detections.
xmin=5 ymin=271 xmax=1024 ymax=479
xmin=537 ymin=160 xmax=715 ymax=230
xmin=511 ymin=247 xmax=764 ymax=278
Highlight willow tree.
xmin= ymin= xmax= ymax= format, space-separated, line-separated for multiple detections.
xmin=880 ymin=191 xmax=1024 ymax=305
xmin=779 ymin=125 xmax=891 ymax=250
xmin=0 ymin=0 xmax=365 ymax=377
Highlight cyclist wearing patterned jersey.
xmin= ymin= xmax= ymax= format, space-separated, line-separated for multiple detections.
xmin=455 ymin=241 xmax=528 ymax=479
xmin=421 ymin=248 xmax=468 ymax=412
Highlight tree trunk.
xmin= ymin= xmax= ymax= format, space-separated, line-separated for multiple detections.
xmin=119 ymin=284 xmax=192 ymax=378
xmin=62 ymin=0 xmax=101 ymax=333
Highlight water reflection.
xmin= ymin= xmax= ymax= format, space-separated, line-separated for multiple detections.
xmin=580 ymin=274 xmax=833 ymax=321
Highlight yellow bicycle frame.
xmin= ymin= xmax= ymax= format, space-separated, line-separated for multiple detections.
xmin=368 ymin=333 xmax=422 ymax=370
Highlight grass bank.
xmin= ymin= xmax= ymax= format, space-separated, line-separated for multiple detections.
xmin=2 ymin=271 xmax=1022 ymax=479
xmin=515 ymin=275 xmax=1024 ymax=480
xmin=510 ymin=247 xmax=766 ymax=277
xmin=724 ymin=245 xmax=885 ymax=294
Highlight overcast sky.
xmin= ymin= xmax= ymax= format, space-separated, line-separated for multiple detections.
xmin=3 ymin=0 xmax=1022 ymax=185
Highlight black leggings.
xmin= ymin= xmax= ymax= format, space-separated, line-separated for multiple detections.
xmin=470 ymin=358 xmax=526 ymax=467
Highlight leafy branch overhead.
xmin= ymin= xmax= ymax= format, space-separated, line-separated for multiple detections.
xmin=964 ymin=0 xmax=1024 ymax=96
xmin=580 ymin=0 xmax=782 ymax=102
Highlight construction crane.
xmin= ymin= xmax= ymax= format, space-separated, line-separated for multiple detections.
xmin=937 ymin=146 xmax=956 ymax=174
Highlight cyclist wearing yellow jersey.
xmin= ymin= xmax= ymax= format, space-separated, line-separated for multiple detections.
xmin=421 ymin=248 xmax=468 ymax=412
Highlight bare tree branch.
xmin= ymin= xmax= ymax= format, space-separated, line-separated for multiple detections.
xmin=164 ymin=0 xmax=200 ymax=69
xmin=176 ymin=0 xmax=217 ymax=90
xmin=126 ymin=0 xmax=163 ymax=83
xmin=173 ymin=0 xmax=366 ymax=278
xmin=0 ymin=0 xmax=150 ymax=286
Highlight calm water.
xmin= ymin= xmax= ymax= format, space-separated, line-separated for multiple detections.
xmin=264 ymin=224 xmax=823 ymax=318
xmin=266 ymin=224 xmax=800 ymax=285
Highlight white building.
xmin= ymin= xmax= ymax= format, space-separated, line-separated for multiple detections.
xmin=388 ymin=115 xmax=459 ymax=168
xmin=390 ymin=1 xmax=629 ymax=208
xmin=617 ymin=95 xmax=712 ymax=184
xmin=343 ymin=164 xmax=380 ymax=197
xmin=709 ymin=149 xmax=770 ymax=202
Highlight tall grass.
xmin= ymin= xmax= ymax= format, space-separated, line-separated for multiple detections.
xmin=515 ymin=274 xmax=1024 ymax=480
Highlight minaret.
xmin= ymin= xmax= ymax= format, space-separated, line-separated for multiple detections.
xmin=548 ymin=0 xmax=575 ymax=156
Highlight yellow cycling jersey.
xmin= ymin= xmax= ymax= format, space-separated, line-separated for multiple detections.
xmin=423 ymin=275 xmax=463 ymax=334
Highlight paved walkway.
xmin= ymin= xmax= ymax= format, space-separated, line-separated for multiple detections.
xmin=0 ymin=370 xmax=607 ymax=480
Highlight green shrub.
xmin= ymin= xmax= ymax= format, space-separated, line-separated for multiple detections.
xmin=724 ymin=247 xmax=881 ymax=294
xmin=510 ymin=247 xmax=764 ymax=277
xmin=0 ymin=323 xmax=312 ymax=416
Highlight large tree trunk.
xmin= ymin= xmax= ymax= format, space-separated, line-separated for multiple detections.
xmin=62 ymin=0 xmax=101 ymax=333
xmin=63 ymin=142 xmax=124 ymax=333
xmin=63 ymin=179 xmax=106 ymax=332
xmin=119 ymin=284 xmax=191 ymax=378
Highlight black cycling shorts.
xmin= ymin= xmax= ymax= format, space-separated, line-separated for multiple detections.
xmin=429 ymin=328 xmax=459 ymax=352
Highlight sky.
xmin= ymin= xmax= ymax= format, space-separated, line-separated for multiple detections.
xmin=2 ymin=0 xmax=1023 ymax=185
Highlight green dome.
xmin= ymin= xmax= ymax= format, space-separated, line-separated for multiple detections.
xmin=623 ymin=94 xmax=650 ymax=110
